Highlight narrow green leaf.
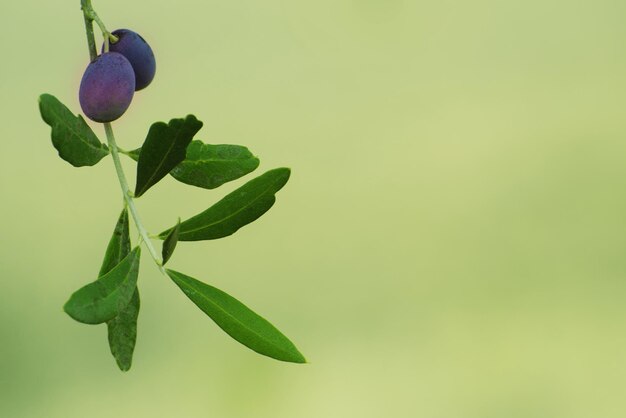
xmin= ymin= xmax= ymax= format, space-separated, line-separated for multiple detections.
xmin=161 ymin=218 xmax=180 ymax=265
xmin=107 ymin=289 xmax=140 ymax=371
xmin=98 ymin=208 xmax=140 ymax=371
xmin=170 ymin=142 xmax=260 ymax=189
xmin=99 ymin=208 xmax=132 ymax=277
xmin=134 ymin=115 xmax=203 ymax=197
xmin=64 ymin=247 xmax=141 ymax=325
xmin=159 ymin=168 xmax=291 ymax=241
xmin=166 ymin=269 xmax=306 ymax=363
xmin=38 ymin=94 xmax=109 ymax=167
xmin=126 ymin=141 xmax=259 ymax=189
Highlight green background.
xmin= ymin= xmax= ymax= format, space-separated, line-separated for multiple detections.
xmin=2 ymin=0 xmax=626 ymax=417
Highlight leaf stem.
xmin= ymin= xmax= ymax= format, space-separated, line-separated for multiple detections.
xmin=104 ymin=123 xmax=166 ymax=273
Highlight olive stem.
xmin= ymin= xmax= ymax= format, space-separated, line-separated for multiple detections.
xmin=80 ymin=0 xmax=118 ymax=58
xmin=80 ymin=0 xmax=98 ymax=61
xmin=103 ymin=123 xmax=165 ymax=272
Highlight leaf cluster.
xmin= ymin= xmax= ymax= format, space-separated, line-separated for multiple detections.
xmin=39 ymin=94 xmax=305 ymax=370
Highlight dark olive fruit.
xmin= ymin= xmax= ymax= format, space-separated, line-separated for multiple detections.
xmin=79 ymin=52 xmax=135 ymax=123
xmin=105 ymin=29 xmax=156 ymax=91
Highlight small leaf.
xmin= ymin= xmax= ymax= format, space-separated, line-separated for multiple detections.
xmin=126 ymin=141 xmax=258 ymax=189
xmin=99 ymin=208 xmax=132 ymax=277
xmin=64 ymin=247 xmax=141 ymax=324
xmin=161 ymin=218 xmax=180 ymax=265
xmin=159 ymin=168 xmax=291 ymax=241
xmin=134 ymin=115 xmax=203 ymax=197
xmin=107 ymin=289 xmax=140 ymax=371
xmin=170 ymin=142 xmax=260 ymax=189
xmin=38 ymin=94 xmax=109 ymax=167
xmin=99 ymin=208 xmax=140 ymax=371
xmin=166 ymin=269 xmax=306 ymax=363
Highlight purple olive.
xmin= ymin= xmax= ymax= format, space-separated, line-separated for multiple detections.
xmin=79 ymin=52 xmax=135 ymax=123
xmin=104 ymin=29 xmax=156 ymax=91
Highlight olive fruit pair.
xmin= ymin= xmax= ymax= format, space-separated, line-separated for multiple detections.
xmin=79 ymin=29 xmax=156 ymax=123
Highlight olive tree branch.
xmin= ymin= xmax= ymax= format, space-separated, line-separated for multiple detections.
xmin=103 ymin=123 xmax=165 ymax=272
xmin=80 ymin=0 xmax=165 ymax=273
xmin=80 ymin=0 xmax=98 ymax=61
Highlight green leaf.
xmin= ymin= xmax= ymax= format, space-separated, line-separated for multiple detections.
xmin=134 ymin=115 xmax=203 ymax=197
xmin=126 ymin=141 xmax=259 ymax=189
xmin=170 ymin=142 xmax=260 ymax=189
xmin=161 ymin=218 xmax=180 ymax=266
xmin=99 ymin=208 xmax=140 ymax=371
xmin=107 ymin=289 xmax=140 ymax=371
xmin=38 ymin=94 xmax=109 ymax=167
xmin=99 ymin=208 xmax=132 ymax=277
xmin=159 ymin=168 xmax=291 ymax=241
xmin=64 ymin=247 xmax=141 ymax=325
xmin=166 ymin=269 xmax=306 ymax=363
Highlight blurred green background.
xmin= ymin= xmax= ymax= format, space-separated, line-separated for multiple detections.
xmin=2 ymin=0 xmax=626 ymax=417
